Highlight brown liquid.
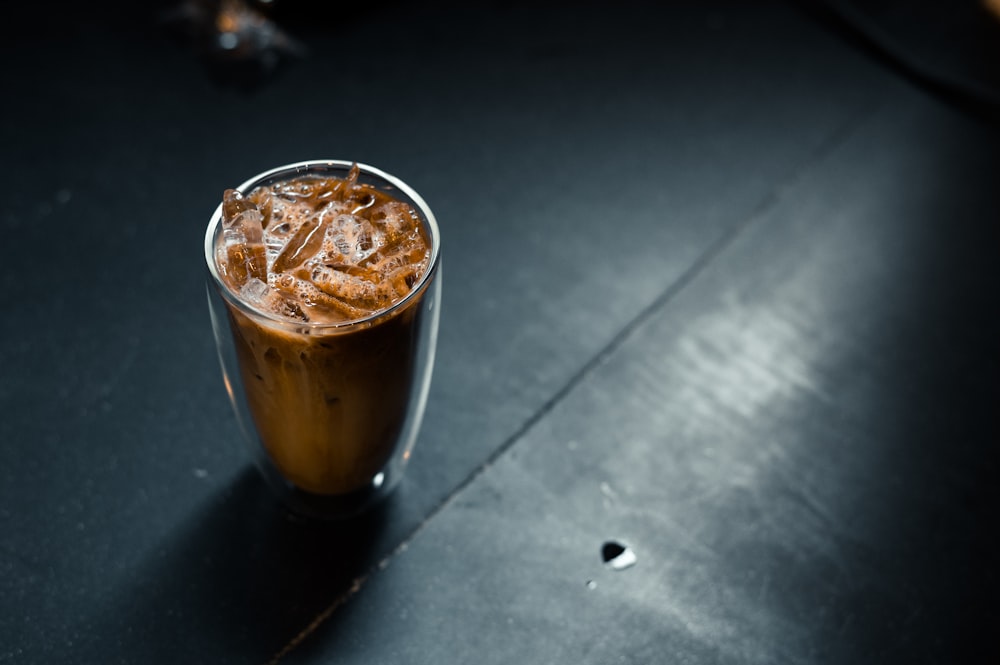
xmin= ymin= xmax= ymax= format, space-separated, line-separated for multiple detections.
xmin=215 ymin=167 xmax=433 ymax=495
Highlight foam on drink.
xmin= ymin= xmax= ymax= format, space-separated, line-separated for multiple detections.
xmin=216 ymin=163 xmax=432 ymax=324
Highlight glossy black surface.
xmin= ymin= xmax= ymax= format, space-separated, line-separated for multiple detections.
xmin=2 ymin=1 xmax=997 ymax=663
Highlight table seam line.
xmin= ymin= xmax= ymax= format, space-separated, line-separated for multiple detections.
xmin=265 ymin=99 xmax=880 ymax=665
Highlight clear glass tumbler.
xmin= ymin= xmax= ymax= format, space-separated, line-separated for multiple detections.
xmin=204 ymin=160 xmax=441 ymax=519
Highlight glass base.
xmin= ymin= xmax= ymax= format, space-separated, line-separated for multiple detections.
xmin=255 ymin=456 xmax=404 ymax=521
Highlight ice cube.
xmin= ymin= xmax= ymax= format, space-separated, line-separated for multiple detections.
xmin=346 ymin=217 xmax=378 ymax=259
xmin=241 ymin=274 xmax=308 ymax=322
xmin=385 ymin=265 xmax=422 ymax=298
xmin=248 ymin=187 xmax=274 ymax=228
xmin=222 ymin=189 xmax=257 ymax=224
xmin=220 ymin=189 xmax=267 ymax=287
xmin=345 ymin=163 xmax=361 ymax=188
xmin=221 ymin=239 xmax=268 ymax=289
xmin=240 ymin=277 xmax=270 ymax=304
xmin=270 ymin=272 xmax=365 ymax=322
xmin=322 ymin=214 xmax=380 ymax=264
xmin=303 ymin=263 xmax=386 ymax=309
xmin=370 ymin=201 xmax=420 ymax=244
xmin=269 ymin=293 xmax=309 ymax=322
xmin=270 ymin=205 xmax=340 ymax=274
xmin=361 ymin=239 xmax=427 ymax=277
xmin=263 ymin=197 xmax=318 ymax=251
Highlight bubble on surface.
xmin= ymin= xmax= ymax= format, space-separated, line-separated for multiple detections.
xmin=270 ymin=178 xmax=323 ymax=203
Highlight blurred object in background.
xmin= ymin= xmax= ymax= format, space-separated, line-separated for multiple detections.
xmin=160 ymin=0 xmax=305 ymax=90
xmin=986 ymin=0 xmax=1000 ymax=21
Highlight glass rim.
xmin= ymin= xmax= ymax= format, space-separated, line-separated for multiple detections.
xmin=204 ymin=159 xmax=441 ymax=332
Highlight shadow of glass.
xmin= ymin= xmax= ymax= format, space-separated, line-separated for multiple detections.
xmin=73 ymin=467 xmax=395 ymax=664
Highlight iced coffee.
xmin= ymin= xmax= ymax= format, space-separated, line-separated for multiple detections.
xmin=205 ymin=161 xmax=440 ymax=514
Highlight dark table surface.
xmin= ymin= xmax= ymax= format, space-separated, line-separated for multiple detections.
xmin=2 ymin=1 xmax=998 ymax=663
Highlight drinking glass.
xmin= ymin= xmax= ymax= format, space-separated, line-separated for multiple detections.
xmin=204 ymin=160 xmax=441 ymax=519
